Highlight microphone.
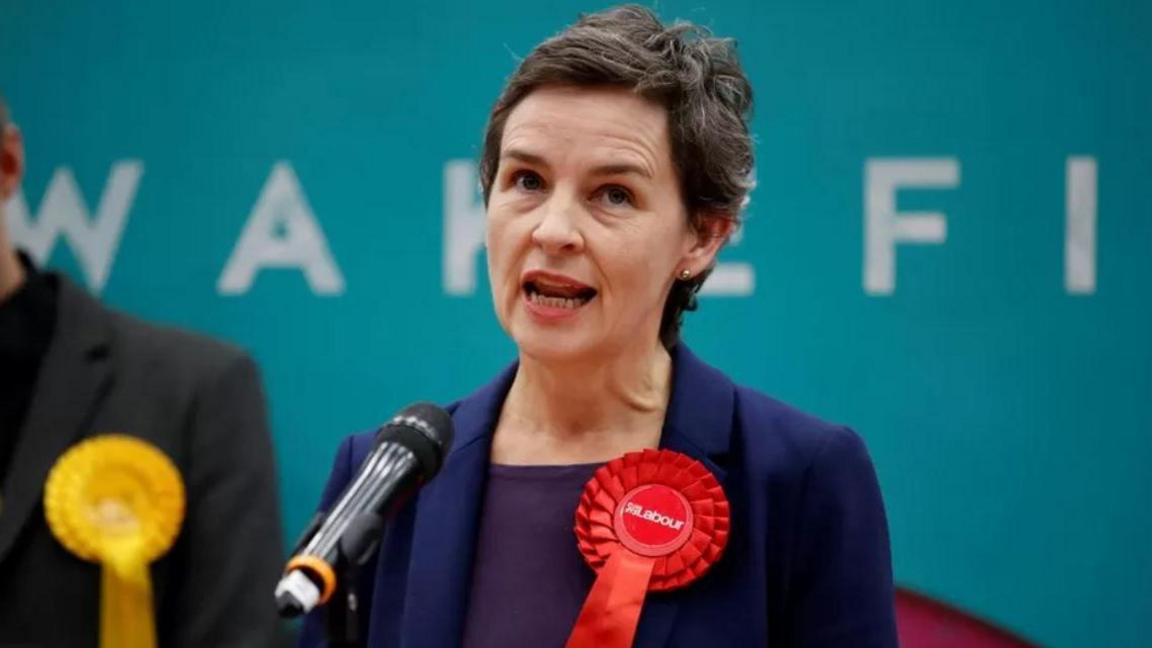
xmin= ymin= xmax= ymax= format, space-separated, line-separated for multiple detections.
xmin=275 ymin=402 xmax=455 ymax=618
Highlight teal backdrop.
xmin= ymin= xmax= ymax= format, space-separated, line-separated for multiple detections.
xmin=2 ymin=1 xmax=1149 ymax=645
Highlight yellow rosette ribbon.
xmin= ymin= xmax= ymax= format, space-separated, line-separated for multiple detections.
xmin=44 ymin=435 xmax=185 ymax=648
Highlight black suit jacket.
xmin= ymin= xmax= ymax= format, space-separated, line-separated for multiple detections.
xmin=0 ymin=274 xmax=284 ymax=647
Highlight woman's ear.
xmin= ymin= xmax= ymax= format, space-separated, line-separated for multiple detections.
xmin=680 ymin=212 xmax=735 ymax=272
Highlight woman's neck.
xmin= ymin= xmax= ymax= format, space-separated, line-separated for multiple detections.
xmin=491 ymin=341 xmax=673 ymax=465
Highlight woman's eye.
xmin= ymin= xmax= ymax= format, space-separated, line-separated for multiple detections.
xmin=597 ymin=185 xmax=634 ymax=208
xmin=512 ymin=171 xmax=544 ymax=192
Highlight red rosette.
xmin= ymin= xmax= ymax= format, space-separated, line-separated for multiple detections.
xmin=575 ymin=448 xmax=730 ymax=589
xmin=566 ymin=449 xmax=730 ymax=648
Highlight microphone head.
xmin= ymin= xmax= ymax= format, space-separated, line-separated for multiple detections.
xmin=376 ymin=402 xmax=455 ymax=478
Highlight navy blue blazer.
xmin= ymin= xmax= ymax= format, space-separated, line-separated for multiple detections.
xmin=300 ymin=345 xmax=897 ymax=647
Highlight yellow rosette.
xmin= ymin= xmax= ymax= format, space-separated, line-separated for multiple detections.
xmin=44 ymin=435 xmax=185 ymax=648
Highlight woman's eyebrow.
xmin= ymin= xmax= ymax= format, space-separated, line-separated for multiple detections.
xmin=501 ymin=148 xmax=652 ymax=180
xmin=500 ymin=148 xmax=549 ymax=169
xmin=589 ymin=162 xmax=651 ymax=179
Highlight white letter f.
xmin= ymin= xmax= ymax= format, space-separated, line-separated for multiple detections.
xmin=864 ymin=158 xmax=959 ymax=295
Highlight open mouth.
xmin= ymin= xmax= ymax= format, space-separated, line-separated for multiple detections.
xmin=522 ymin=275 xmax=598 ymax=310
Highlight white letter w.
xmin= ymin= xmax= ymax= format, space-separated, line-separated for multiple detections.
xmin=5 ymin=161 xmax=143 ymax=293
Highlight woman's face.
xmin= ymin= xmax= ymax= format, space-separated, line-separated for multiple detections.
xmin=486 ymin=85 xmax=723 ymax=362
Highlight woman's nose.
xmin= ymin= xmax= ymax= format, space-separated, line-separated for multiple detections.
xmin=531 ymin=195 xmax=585 ymax=255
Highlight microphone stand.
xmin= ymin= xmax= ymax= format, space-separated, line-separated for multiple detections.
xmin=326 ymin=513 xmax=385 ymax=648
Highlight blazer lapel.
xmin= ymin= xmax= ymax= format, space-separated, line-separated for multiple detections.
xmin=634 ymin=343 xmax=736 ymax=648
xmin=398 ymin=363 xmax=517 ymax=648
xmin=0 ymin=275 xmax=114 ymax=564
xmin=659 ymin=344 xmax=735 ymax=481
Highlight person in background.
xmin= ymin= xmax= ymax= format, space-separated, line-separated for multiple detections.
xmin=0 ymin=93 xmax=285 ymax=647
xmin=301 ymin=5 xmax=896 ymax=647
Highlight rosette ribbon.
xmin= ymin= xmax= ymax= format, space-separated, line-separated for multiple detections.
xmin=566 ymin=449 xmax=730 ymax=648
xmin=43 ymin=435 xmax=185 ymax=648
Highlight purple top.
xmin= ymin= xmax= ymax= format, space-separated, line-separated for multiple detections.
xmin=461 ymin=462 xmax=604 ymax=648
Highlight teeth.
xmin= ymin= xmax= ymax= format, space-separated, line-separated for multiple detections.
xmin=528 ymin=290 xmax=589 ymax=309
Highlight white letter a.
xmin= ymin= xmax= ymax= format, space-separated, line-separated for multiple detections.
xmin=218 ymin=162 xmax=345 ymax=295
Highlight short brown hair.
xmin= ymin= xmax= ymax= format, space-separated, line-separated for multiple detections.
xmin=479 ymin=5 xmax=754 ymax=348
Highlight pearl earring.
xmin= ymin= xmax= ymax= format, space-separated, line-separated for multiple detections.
xmin=678 ymin=268 xmax=692 ymax=281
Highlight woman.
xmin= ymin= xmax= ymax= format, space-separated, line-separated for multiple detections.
xmin=302 ymin=6 xmax=896 ymax=647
